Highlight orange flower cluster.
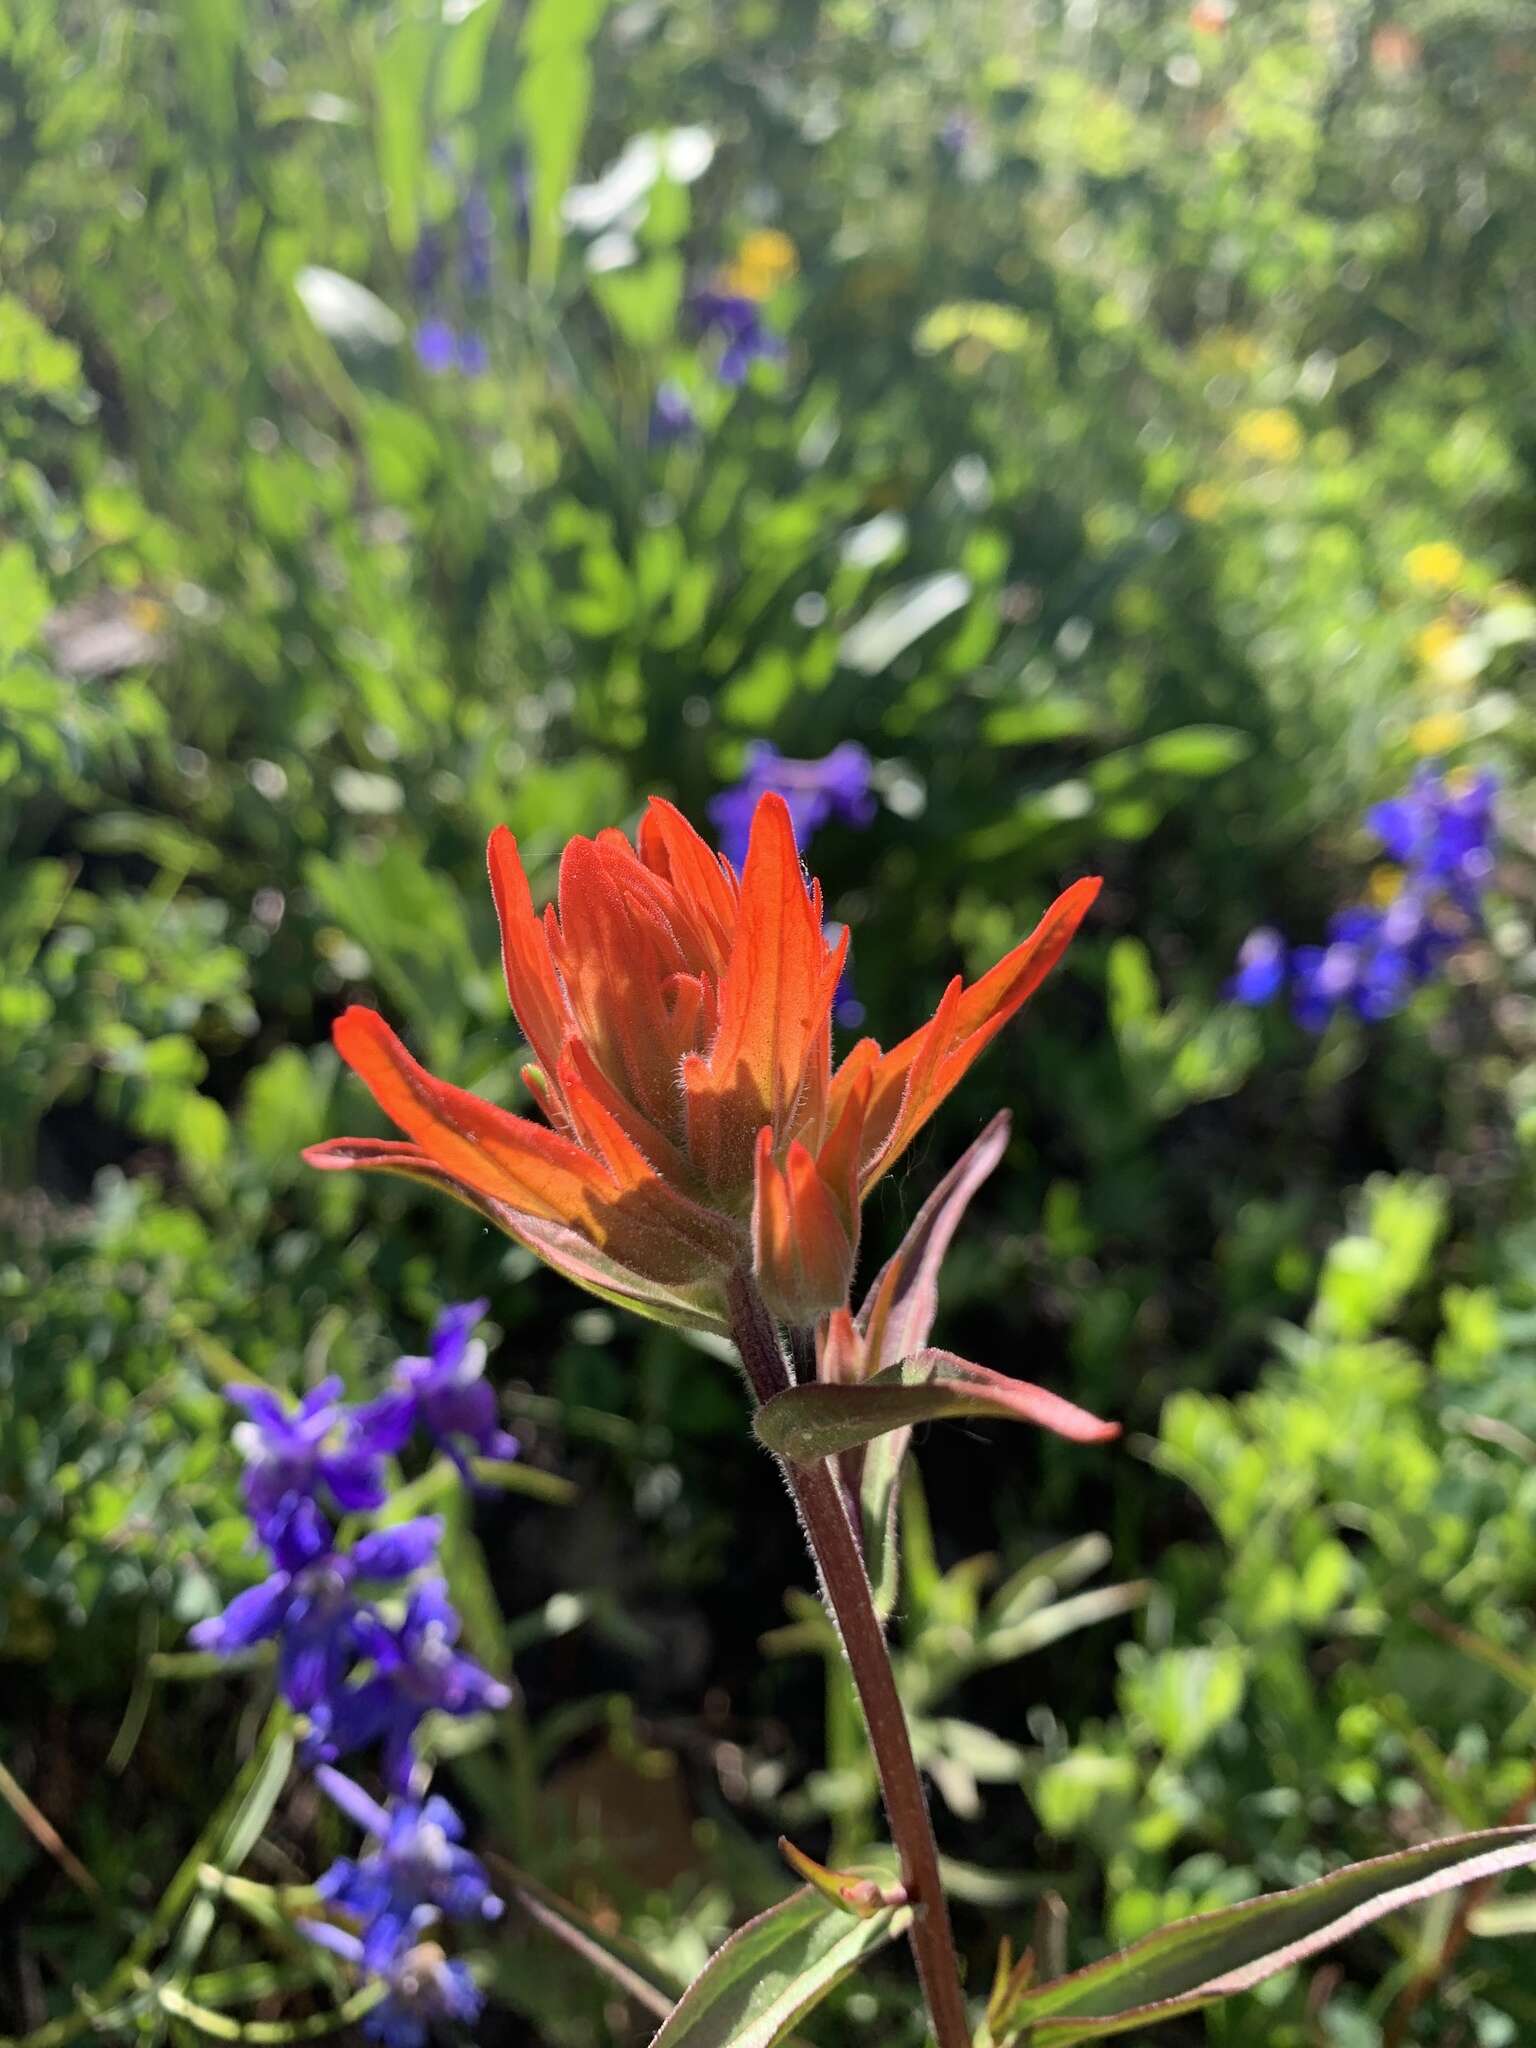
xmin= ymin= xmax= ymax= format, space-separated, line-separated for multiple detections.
xmin=307 ymin=794 xmax=1098 ymax=1334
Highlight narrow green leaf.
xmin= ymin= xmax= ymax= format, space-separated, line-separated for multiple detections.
xmin=839 ymin=571 xmax=972 ymax=674
xmin=373 ymin=11 xmax=435 ymax=255
xmin=516 ymin=0 xmax=612 ymax=283
xmin=755 ymin=1351 xmax=1117 ymax=1466
xmin=208 ymin=1726 xmax=297 ymax=1871
xmin=173 ymin=0 xmax=247 ymax=140
xmin=1009 ymin=1824 xmax=1536 ymax=2044
xmin=646 ymin=1886 xmax=907 ymax=2048
xmin=165 ymin=1719 xmax=296 ymax=1974
xmin=435 ymin=0 xmax=507 ymax=123
xmin=978 ymin=1580 xmax=1147 ymax=1668
xmin=510 ymin=1867 xmax=681 ymax=2019
xmin=1138 ymin=725 xmax=1252 ymax=778
xmin=854 ymin=1112 xmax=1012 ymax=1612
xmin=468 ymin=1455 xmax=578 ymax=1504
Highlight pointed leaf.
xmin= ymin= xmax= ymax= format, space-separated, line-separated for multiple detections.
xmin=978 ymin=1580 xmax=1148 ymax=1668
xmin=646 ymin=1885 xmax=907 ymax=2048
xmin=777 ymin=1837 xmax=904 ymax=1919
xmin=854 ymin=1113 xmax=1012 ymax=1611
xmin=1009 ymin=1824 xmax=1536 ymax=2044
xmin=509 ymin=1867 xmax=680 ymax=2019
xmin=755 ymin=1350 xmax=1117 ymax=1465
xmin=857 ymin=1110 xmax=1012 ymax=1368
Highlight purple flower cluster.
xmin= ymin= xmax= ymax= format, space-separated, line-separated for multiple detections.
xmin=648 ymin=379 xmax=698 ymax=447
xmin=710 ymin=741 xmax=876 ymax=871
xmin=647 ymin=270 xmax=790 ymax=445
xmin=691 ymin=287 xmax=786 ymax=387
xmin=1231 ymin=767 xmax=1497 ymax=1031
xmin=410 ymin=177 xmax=494 ymax=377
xmin=300 ymin=1769 xmax=501 ymax=2048
xmin=710 ymin=742 xmax=877 ymax=1026
xmin=191 ymin=1305 xmax=515 ymax=2046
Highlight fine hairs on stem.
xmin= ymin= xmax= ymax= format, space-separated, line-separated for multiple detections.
xmin=725 ymin=1269 xmax=972 ymax=2048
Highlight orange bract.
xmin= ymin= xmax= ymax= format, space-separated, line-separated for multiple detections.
xmin=305 ymin=791 xmax=1099 ymax=1333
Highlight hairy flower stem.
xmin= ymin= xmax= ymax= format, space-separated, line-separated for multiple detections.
xmin=726 ymin=1270 xmax=971 ymax=2048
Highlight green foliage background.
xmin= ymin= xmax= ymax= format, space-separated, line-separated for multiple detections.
xmin=3 ymin=0 xmax=1536 ymax=2041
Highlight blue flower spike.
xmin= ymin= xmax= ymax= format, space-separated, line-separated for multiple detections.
xmin=192 ymin=1302 xmax=520 ymax=2040
xmin=1230 ymin=766 xmax=1496 ymax=1031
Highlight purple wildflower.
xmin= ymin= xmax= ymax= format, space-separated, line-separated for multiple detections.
xmin=331 ymin=1579 xmax=513 ymax=1791
xmin=299 ymin=1922 xmax=482 ymax=2048
xmin=824 ymin=922 xmax=866 ymax=1029
xmin=314 ymin=1767 xmax=502 ymax=1971
xmin=1228 ymin=927 xmax=1287 ymax=1005
xmin=228 ymin=1377 xmax=410 ymax=1545
xmin=709 ymin=741 xmax=876 ymax=871
xmin=1230 ymin=766 xmax=1496 ymax=1030
xmin=390 ymin=1301 xmax=518 ymax=1481
xmin=1366 ymin=766 xmax=1497 ymax=910
xmin=415 ymin=320 xmax=489 ymax=377
xmin=649 ymin=381 xmax=698 ymax=447
xmin=193 ymin=1306 xmax=516 ymax=2037
xmin=189 ymin=1506 xmax=441 ymax=1723
xmin=692 ymin=287 xmax=784 ymax=386
xmin=414 ymin=319 xmax=460 ymax=376
xmin=938 ymin=112 xmax=982 ymax=172
xmin=459 ymin=183 xmax=493 ymax=298
xmin=408 ymin=228 xmax=446 ymax=301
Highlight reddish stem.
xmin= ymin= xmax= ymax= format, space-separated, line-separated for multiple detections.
xmin=727 ymin=1270 xmax=971 ymax=2048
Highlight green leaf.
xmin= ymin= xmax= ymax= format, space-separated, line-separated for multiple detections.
xmin=373 ymin=11 xmax=435 ymax=255
xmin=1007 ymin=1825 xmax=1536 ymax=2044
xmin=646 ymin=1885 xmax=907 ymax=2048
xmin=592 ymin=253 xmax=685 ymax=346
xmin=173 ymin=0 xmax=247 ymax=141
xmin=435 ymin=0 xmax=507 ymax=123
xmin=512 ymin=1867 xmax=681 ymax=2018
xmin=914 ymin=302 xmax=1040 ymax=356
xmin=517 ymin=0 xmax=612 ymax=284
xmin=839 ymin=572 xmax=971 ymax=674
xmin=978 ymin=1580 xmax=1147 ymax=1669
xmin=1138 ymin=726 xmax=1252 ymax=778
xmin=1118 ymin=1646 xmax=1247 ymax=1762
xmin=240 ymin=1048 xmax=330 ymax=1172
xmin=754 ymin=1350 xmax=1118 ymax=1466
xmin=0 ymin=540 xmax=51 ymax=659
xmin=855 ymin=1112 xmax=1012 ymax=1615
xmin=0 ymin=293 xmax=85 ymax=397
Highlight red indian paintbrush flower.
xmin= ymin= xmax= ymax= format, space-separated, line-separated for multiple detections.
xmin=305 ymin=792 xmax=1099 ymax=1334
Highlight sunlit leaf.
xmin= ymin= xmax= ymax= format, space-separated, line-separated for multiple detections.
xmin=839 ymin=572 xmax=972 ymax=674
xmin=646 ymin=1885 xmax=906 ymax=2048
xmin=1006 ymin=1825 xmax=1536 ymax=2044
xmin=754 ymin=1350 xmax=1118 ymax=1465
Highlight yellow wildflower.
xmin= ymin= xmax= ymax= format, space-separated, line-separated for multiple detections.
xmin=723 ymin=228 xmax=799 ymax=300
xmin=1410 ymin=711 xmax=1468 ymax=755
xmin=1367 ymin=865 xmax=1403 ymax=906
xmin=1183 ymin=482 xmax=1226 ymax=522
xmin=1232 ymin=408 xmax=1303 ymax=464
xmin=1403 ymin=541 xmax=1466 ymax=592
